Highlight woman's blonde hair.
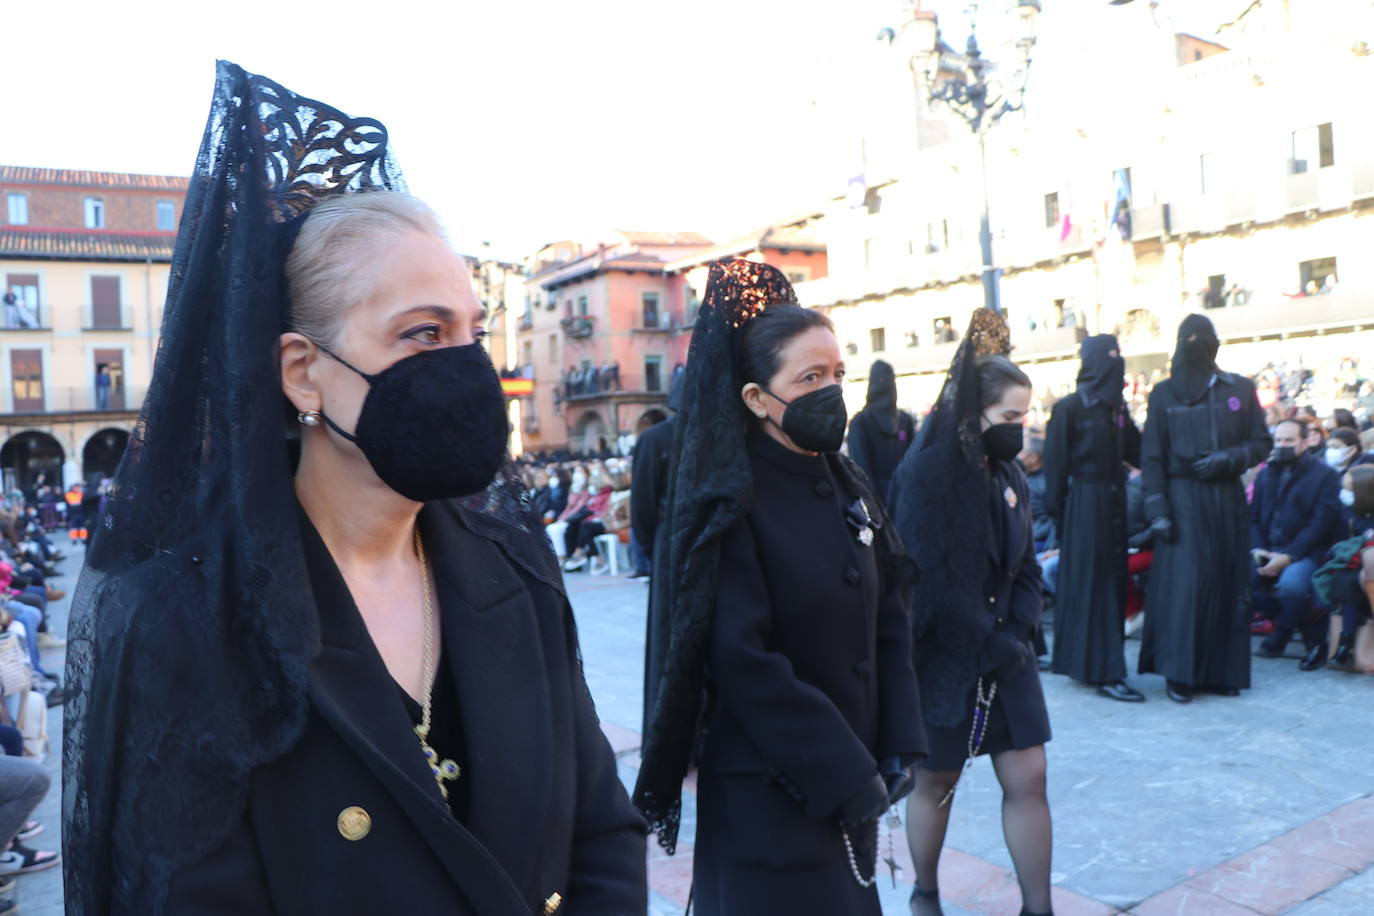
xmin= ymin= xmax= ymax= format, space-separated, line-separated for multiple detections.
xmin=285 ymin=191 xmax=445 ymax=346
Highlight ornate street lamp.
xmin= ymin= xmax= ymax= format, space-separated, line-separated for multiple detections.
xmin=908 ymin=1 xmax=1041 ymax=314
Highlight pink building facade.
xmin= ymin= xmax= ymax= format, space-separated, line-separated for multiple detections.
xmin=513 ymin=222 xmax=828 ymax=456
xmin=516 ymin=232 xmax=709 ymax=455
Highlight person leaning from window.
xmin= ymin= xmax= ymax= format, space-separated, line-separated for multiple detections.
xmin=1251 ymin=418 xmax=1341 ymax=671
xmin=64 ymin=63 xmax=645 ymax=916
xmin=634 ymin=260 xmax=924 ymax=916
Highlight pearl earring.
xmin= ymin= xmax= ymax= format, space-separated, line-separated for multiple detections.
xmin=298 ymin=410 xmax=321 ymax=427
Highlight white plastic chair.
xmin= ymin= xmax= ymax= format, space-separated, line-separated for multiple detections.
xmin=591 ymin=533 xmax=622 ymax=576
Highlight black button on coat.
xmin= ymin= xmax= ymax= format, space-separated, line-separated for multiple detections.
xmin=166 ymin=502 xmax=647 ymax=915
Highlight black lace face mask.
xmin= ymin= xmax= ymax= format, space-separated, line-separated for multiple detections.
xmin=315 ymin=342 xmax=510 ymax=502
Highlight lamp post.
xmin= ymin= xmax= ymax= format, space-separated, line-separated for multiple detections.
xmin=907 ymin=1 xmax=1041 ymax=314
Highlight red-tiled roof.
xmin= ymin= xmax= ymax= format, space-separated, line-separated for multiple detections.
xmin=0 ymin=227 xmax=177 ymax=261
xmin=0 ymin=165 xmax=189 ymax=192
xmin=615 ymin=230 xmax=713 ymax=247
xmin=665 ymin=223 xmax=826 ymax=272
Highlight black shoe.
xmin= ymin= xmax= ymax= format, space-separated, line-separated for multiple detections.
xmin=910 ymin=885 xmax=942 ymax=916
xmin=1166 ymin=681 xmax=1193 ymax=703
xmin=1333 ymin=635 xmax=1356 ymax=668
xmin=1097 ymin=680 xmax=1146 ymax=702
xmin=1299 ymin=643 xmax=1328 ymax=671
xmin=1255 ymin=635 xmax=1290 ymax=658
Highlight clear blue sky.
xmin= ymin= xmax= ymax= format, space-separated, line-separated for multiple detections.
xmin=0 ymin=0 xmax=1244 ymax=259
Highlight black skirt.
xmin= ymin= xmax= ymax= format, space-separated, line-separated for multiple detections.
xmin=921 ymin=660 xmax=1051 ymax=772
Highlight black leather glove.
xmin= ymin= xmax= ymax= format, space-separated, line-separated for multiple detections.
xmin=1150 ymin=515 xmax=1176 ymax=544
xmin=880 ymin=756 xmax=915 ymax=805
xmin=1191 ymin=450 xmax=1233 ymax=479
xmin=837 ymin=772 xmax=890 ymax=830
xmin=978 ymin=629 xmax=1033 ymax=683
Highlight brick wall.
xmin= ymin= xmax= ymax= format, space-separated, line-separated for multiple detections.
xmin=0 ymin=184 xmax=182 ymax=232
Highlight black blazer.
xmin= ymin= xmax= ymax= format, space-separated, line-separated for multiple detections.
xmin=1250 ymin=453 xmax=1341 ymax=563
xmin=168 ymin=502 xmax=646 ymax=915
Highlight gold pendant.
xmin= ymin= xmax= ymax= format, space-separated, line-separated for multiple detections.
xmin=416 ymin=723 xmax=461 ymax=800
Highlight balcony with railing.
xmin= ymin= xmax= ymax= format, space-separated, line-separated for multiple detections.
xmin=560 ymin=315 xmax=596 ymax=339
xmin=5 ymin=385 xmax=147 ymax=415
xmin=1207 ymin=290 xmax=1374 ymax=340
xmin=1016 ymin=323 xmax=1086 ymax=360
xmin=0 ymin=304 xmax=48 ymax=331
xmin=81 ymin=303 xmax=133 ymax=331
xmin=632 ymin=311 xmax=675 ymax=333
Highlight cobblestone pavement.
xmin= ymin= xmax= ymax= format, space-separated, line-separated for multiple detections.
xmin=26 ymin=548 xmax=1373 ymax=914
xmin=566 ymin=571 xmax=1374 ymax=916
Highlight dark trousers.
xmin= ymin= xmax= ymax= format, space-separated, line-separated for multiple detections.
xmin=563 ymin=510 xmax=592 ymax=555
xmin=577 ymin=521 xmax=607 ymax=555
xmin=1329 ymin=569 xmax=1372 ymax=637
xmin=1251 ymin=557 xmax=1322 ymax=647
xmin=563 ymin=512 xmax=607 ymax=557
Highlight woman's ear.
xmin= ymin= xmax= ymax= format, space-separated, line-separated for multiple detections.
xmin=279 ymin=332 xmax=322 ymax=414
xmin=740 ymin=382 xmax=769 ymax=420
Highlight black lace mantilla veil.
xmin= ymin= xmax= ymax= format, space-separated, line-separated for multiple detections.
xmin=887 ymin=308 xmax=1012 ymax=728
xmin=63 ymin=61 xmax=559 ymax=914
xmin=631 ymin=259 xmax=910 ymax=852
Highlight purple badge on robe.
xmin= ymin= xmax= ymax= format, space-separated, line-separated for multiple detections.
xmin=1227 ymin=396 xmax=1241 ymax=412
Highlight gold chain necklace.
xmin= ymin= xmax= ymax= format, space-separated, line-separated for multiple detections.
xmin=414 ymin=531 xmax=460 ymax=800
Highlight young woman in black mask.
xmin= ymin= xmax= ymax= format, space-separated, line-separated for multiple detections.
xmin=888 ymin=311 xmax=1053 ymax=916
xmin=634 ymin=259 xmax=924 ymax=916
xmin=64 ymin=63 xmax=645 ymax=915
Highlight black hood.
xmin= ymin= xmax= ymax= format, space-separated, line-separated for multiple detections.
xmin=864 ymin=359 xmax=899 ymax=434
xmin=1077 ymin=334 xmax=1125 ymax=409
xmin=1168 ymin=314 xmax=1220 ymax=404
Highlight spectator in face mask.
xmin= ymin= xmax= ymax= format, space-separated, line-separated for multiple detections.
xmin=1324 ymin=427 xmax=1373 ymax=475
xmin=1251 ymin=418 xmax=1342 ymax=670
xmin=1328 ymin=466 xmax=1374 ymax=667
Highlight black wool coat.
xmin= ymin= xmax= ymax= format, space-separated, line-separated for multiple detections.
xmin=693 ymin=429 xmax=924 ymax=915
xmin=167 ymin=502 xmax=647 ymax=915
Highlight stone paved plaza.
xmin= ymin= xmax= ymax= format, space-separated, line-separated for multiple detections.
xmin=20 ymin=546 xmax=1374 ymax=914
xmin=568 ymin=573 xmax=1374 ymax=916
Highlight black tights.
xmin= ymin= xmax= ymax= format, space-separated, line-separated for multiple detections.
xmin=905 ymin=745 xmax=1052 ymax=915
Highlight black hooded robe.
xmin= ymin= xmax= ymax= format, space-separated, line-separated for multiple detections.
xmin=847 ymin=360 xmax=916 ymax=505
xmin=1044 ymin=335 xmax=1142 ymax=685
xmin=1138 ymin=319 xmax=1272 ymax=689
xmin=1044 ymin=395 xmax=1141 ymax=683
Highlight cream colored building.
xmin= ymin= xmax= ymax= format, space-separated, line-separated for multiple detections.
xmin=803 ymin=0 xmax=1374 ymax=423
xmin=0 ymin=166 xmax=184 ymax=490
